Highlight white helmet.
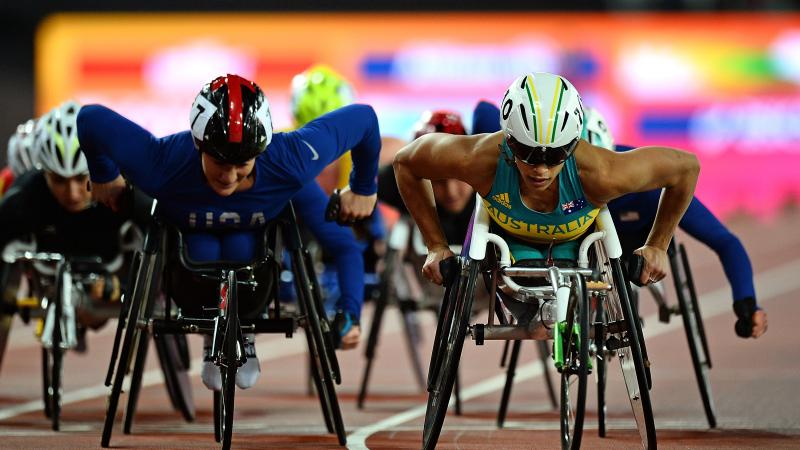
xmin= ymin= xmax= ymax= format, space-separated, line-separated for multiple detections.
xmin=7 ymin=119 xmax=39 ymax=177
xmin=581 ymin=107 xmax=615 ymax=151
xmin=500 ymin=72 xmax=584 ymax=149
xmin=34 ymin=100 xmax=88 ymax=178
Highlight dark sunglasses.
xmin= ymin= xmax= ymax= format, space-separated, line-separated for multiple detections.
xmin=506 ymin=135 xmax=578 ymax=167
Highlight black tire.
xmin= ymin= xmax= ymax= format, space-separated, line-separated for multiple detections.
xmin=48 ymin=333 xmax=63 ymax=431
xmin=673 ymin=244 xmax=716 ymax=428
xmin=308 ymin=352 xmax=335 ymax=434
xmin=49 ymin=270 xmax=65 ymax=432
xmin=294 ymin=250 xmax=346 ymax=445
xmin=497 ymin=340 xmax=522 ymax=428
xmin=560 ymin=276 xmax=589 ymax=450
xmin=123 ymin=329 xmax=150 ymax=434
xmin=594 ymin=297 xmax=608 ymax=438
xmin=538 ymin=339 xmax=558 ymax=410
xmin=42 ymin=346 xmax=52 ymax=419
xmin=101 ymin=250 xmax=159 ymax=448
xmin=422 ymin=259 xmax=477 ymax=450
xmin=155 ymin=333 xmax=195 ymax=422
xmin=608 ymin=258 xmax=657 ymax=449
xmin=213 ymin=390 xmax=221 ymax=443
xmin=357 ymin=248 xmax=395 ymax=409
xmin=303 ymin=250 xmax=342 ymax=384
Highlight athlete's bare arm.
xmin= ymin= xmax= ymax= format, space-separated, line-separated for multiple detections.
xmin=578 ymin=141 xmax=700 ymax=282
xmin=393 ymin=131 xmax=500 ymax=283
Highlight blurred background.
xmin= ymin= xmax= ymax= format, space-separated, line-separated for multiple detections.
xmin=2 ymin=1 xmax=799 ymax=219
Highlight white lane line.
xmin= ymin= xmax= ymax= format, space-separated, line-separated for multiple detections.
xmin=0 ymin=306 xmax=410 ymax=422
xmin=347 ymin=258 xmax=800 ymax=449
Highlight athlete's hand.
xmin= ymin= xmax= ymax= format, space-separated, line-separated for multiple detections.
xmin=633 ymin=245 xmax=668 ymax=285
xmin=751 ymin=309 xmax=768 ymax=338
xmin=90 ymin=175 xmax=127 ymax=212
xmin=422 ymin=244 xmax=455 ymax=285
xmin=340 ymin=325 xmax=361 ymax=350
xmin=339 ymin=186 xmax=377 ymax=223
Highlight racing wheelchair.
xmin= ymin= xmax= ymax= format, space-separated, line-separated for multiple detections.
xmin=422 ymin=197 xmax=657 ymax=450
xmin=101 ymin=200 xmax=346 ymax=450
xmin=0 ymin=225 xmax=191 ymax=432
xmin=495 ymin=238 xmax=715 ymax=434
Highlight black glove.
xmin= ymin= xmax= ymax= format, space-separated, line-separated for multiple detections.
xmin=331 ymin=310 xmax=360 ymax=349
xmin=733 ymin=297 xmax=757 ymax=338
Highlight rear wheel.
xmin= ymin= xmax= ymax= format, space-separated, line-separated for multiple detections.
xmin=155 ymin=333 xmax=195 ymax=422
xmin=295 ymin=251 xmax=346 ymax=445
xmin=593 ymin=297 xmax=608 ymax=438
xmin=101 ymin=250 xmax=160 ymax=448
xmin=607 ymin=258 xmax=657 ymax=449
xmin=422 ymin=259 xmax=477 ymax=450
xmin=673 ymin=244 xmax=716 ymax=428
xmin=48 ymin=330 xmax=63 ymax=431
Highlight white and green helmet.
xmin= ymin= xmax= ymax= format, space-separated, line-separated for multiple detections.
xmin=7 ymin=119 xmax=39 ymax=177
xmin=581 ymin=107 xmax=615 ymax=151
xmin=34 ymin=100 xmax=88 ymax=178
xmin=500 ymin=72 xmax=585 ymax=148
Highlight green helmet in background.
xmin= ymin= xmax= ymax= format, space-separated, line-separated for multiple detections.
xmin=290 ymin=64 xmax=355 ymax=127
xmin=581 ymin=106 xmax=615 ymax=151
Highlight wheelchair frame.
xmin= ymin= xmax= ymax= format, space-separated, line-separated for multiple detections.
xmin=422 ymin=195 xmax=657 ymax=450
xmin=101 ymin=201 xmax=347 ymax=450
xmin=0 ymin=250 xmax=125 ymax=431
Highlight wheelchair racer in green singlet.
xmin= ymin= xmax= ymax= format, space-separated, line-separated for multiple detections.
xmin=393 ymin=72 xmax=700 ymax=303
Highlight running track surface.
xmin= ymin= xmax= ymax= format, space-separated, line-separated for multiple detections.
xmin=1 ymin=211 xmax=799 ymax=449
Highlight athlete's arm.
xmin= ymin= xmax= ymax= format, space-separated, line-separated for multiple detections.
xmin=679 ymin=197 xmax=755 ymax=302
xmin=393 ymin=132 xmax=498 ymax=284
xmin=580 ymin=143 xmax=699 ymax=284
xmin=282 ymin=104 xmax=381 ymax=194
xmin=293 ymin=181 xmax=365 ymax=321
xmin=678 ymin=197 xmax=766 ymax=337
xmin=77 ymin=105 xmax=190 ymax=195
xmin=584 ymin=144 xmax=699 ymax=250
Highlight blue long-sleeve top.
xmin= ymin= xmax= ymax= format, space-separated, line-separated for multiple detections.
xmin=471 ymin=100 xmax=756 ymax=305
xmin=77 ymin=104 xmax=381 ymax=318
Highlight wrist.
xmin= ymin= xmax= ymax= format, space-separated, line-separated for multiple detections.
xmin=429 ymin=243 xmax=450 ymax=252
xmin=733 ymin=297 xmax=757 ymax=319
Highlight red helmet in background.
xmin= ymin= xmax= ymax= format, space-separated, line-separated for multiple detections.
xmin=413 ymin=110 xmax=466 ymax=139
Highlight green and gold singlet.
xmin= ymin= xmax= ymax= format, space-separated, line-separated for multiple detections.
xmin=482 ymin=141 xmax=600 ymax=260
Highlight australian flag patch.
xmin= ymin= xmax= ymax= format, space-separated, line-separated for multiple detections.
xmin=562 ymin=197 xmax=587 ymax=215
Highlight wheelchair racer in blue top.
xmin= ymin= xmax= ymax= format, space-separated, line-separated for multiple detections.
xmin=470 ymin=99 xmax=767 ymax=339
xmin=394 ymin=72 xmax=700 ymax=324
xmin=77 ymin=74 xmax=381 ymax=390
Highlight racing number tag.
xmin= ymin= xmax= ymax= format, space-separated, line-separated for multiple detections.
xmin=190 ymin=95 xmax=218 ymax=142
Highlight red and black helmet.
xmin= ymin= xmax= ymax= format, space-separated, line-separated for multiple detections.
xmin=189 ymin=74 xmax=273 ymax=164
xmin=413 ymin=110 xmax=467 ymax=139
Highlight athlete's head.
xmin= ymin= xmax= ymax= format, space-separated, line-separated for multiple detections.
xmin=412 ymin=110 xmax=467 ymax=139
xmin=413 ymin=110 xmax=473 ymax=214
xmin=500 ymin=72 xmax=584 ymax=191
xmin=7 ymin=119 xmax=38 ymax=177
xmin=35 ymin=100 xmax=92 ymax=212
xmin=581 ymin=106 xmax=615 ymax=151
xmin=290 ymin=65 xmax=354 ymax=127
xmin=190 ymin=74 xmax=272 ymax=196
